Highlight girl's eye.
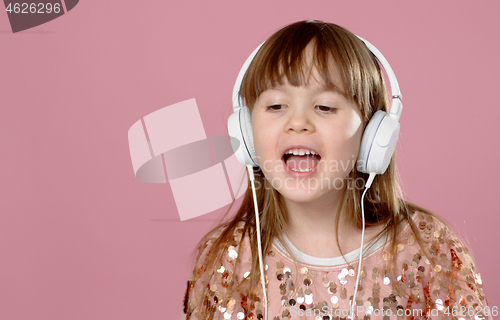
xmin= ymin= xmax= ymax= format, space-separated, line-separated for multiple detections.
xmin=266 ymin=105 xmax=286 ymax=111
xmin=316 ymin=105 xmax=337 ymax=113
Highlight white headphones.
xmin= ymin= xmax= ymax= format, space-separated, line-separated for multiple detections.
xmin=227 ymin=33 xmax=403 ymax=175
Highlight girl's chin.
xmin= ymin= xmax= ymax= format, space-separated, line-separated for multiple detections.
xmin=275 ymin=186 xmax=327 ymax=202
xmin=262 ymin=173 xmax=349 ymax=200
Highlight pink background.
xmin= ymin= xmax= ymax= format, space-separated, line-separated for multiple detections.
xmin=1 ymin=0 xmax=498 ymax=319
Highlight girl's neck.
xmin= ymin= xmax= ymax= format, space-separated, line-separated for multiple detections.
xmin=283 ymin=191 xmax=383 ymax=259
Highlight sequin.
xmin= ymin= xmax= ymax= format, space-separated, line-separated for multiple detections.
xmin=328 ymin=282 xmax=337 ymax=294
xmin=305 ymin=293 xmax=313 ymax=304
xmin=474 ymin=314 xmax=485 ymax=320
xmin=419 ymin=221 xmax=427 ymax=229
xmin=408 ymin=235 xmax=415 ymax=245
xmin=244 ymin=271 xmax=250 ymax=278
xmin=281 ymin=295 xmax=288 ymax=306
xmin=382 ymin=251 xmax=390 ymax=261
xmin=475 ymin=273 xmax=483 ymax=286
xmin=237 ymin=312 xmax=245 ymax=319
xmin=434 ymin=265 xmax=442 ymax=272
xmin=304 ymin=277 xmax=312 ymax=286
xmin=287 ymin=279 xmax=295 ymax=291
xmin=397 ymin=244 xmax=405 ymax=252
xmin=383 ymin=277 xmax=391 ymax=285
xmin=348 ymin=268 xmax=355 ymax=277
xmin=228 ymin=246 xmax=238 ymax=259
xmin=340 ymin=287 xmax=347 ymax=299
xmin=217 ymin=266 xmax=225 ymax=273
xmin=366 ymin=305 xmax=374 ymax=315
xmin=435 ymin=298 xmax=444 ymax=311
xmin=322 ymin=277 xmax=330 ymax=287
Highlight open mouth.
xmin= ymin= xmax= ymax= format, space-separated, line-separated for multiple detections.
xmin=282 ymin=149 xmax=322 ymax=173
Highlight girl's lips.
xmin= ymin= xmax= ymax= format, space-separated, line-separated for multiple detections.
xmin=281 ymin=158 xmax=320 ymax=178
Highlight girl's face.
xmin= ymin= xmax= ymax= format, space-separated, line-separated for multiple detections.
xmin=251 ymin=54 xmax=364 ymax=205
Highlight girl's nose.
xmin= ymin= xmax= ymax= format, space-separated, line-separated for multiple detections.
xmin=286 ymin=108 xmax=315 ymax=133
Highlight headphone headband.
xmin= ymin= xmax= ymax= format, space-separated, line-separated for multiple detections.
xmin=232 ymin=41 xmax=265 ymax=109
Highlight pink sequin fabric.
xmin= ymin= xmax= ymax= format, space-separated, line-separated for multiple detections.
xmin=184 ymin=213 xmax=491 ymax=320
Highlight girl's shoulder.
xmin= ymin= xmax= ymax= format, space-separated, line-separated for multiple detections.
xmin=189 ymin=220 xmax=251 ymax=283
xmin=396 ymin=211 xmax=489 ymax=312
xmin=185 ymin=221 xmax=252 ymax=319
xmin=404 ymin=210 xmax=472 ymax=257
xmin=397 ymin=210 xmax=478 ymax=271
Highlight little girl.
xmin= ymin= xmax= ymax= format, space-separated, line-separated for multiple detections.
xmin=182 ymin=20 xmax=491 ymax=320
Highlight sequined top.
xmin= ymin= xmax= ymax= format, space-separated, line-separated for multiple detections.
xmin=184 ymin=212 xmax=491 ymax=320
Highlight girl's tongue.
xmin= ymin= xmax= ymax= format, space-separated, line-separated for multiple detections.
xmin=285 ymin=154 xmax=320 ymax=171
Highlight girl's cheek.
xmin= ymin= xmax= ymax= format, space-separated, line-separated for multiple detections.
xmin=343 ymin=115 xmax=363 ymax=138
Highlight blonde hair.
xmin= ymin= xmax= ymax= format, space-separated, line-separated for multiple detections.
xmin=187 ymin=20 xmax=439 ymax=316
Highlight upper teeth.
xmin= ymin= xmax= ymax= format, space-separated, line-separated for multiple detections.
xmin=284 ymin=149 xmax=318 ymax=156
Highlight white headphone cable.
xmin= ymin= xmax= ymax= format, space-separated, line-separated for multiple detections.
xmin=350 ymin=172 xmax=376 ymax=319
xmin=247 ymin=165 xmax=268 ymax=320
xmin=247 ymin=166 xmax=375 ymax=320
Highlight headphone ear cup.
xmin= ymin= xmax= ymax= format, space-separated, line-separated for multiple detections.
xmin=227 ymin=106 xmax=259 ymax=167
xmin=358 ymin=111 xmax=385 ymax=173
xmin=357 ymin=110 xmax=400 ymax=174
xmin=240 ymin=107 xmax=258 ymax=165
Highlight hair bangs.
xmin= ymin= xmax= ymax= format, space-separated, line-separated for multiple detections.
xmin=241 ymin=20 xmax=387 ymax=123
xmin=242 ymin=28 xmax=343 ymax=110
